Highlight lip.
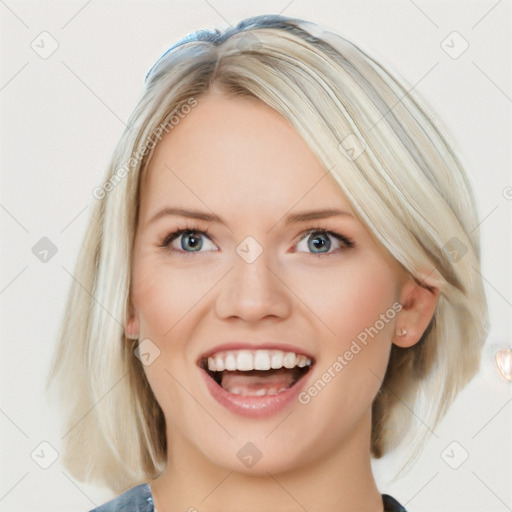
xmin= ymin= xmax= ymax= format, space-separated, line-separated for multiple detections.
xmin=197 ymin=341 xmax=315 ymax=418
xmin=200 ymin=364 xmax=312 ymax=418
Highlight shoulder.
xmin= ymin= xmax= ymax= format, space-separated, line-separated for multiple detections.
xmin=382 ymin=494 xmax=408 ymax=512
xmin=88 ymin=483 xmax=154 ymax=512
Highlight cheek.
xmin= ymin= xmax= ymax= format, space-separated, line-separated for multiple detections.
xmin=131 ymin=255 xmax=216 ymax=393
xmin=132 ymin=255 xmax=209 ymax=338
xmin=294 ymin=255 xmax=398 ymax=414
xmin=293 ymin=255 xmax=399 ymax=345
xmin=132 ymin=258 xmax=205 ymax=418
xmin=300 ymin=258 xmax=398 ymax=415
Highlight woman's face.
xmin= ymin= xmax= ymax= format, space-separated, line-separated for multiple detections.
xmin=129 ymin=88 xmax=409 ymax=474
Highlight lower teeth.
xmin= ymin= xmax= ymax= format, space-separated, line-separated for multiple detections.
xmin=206 ymin=366 xmax=310 ymax=395
xmin=226 ymin=386 xmax=289 ymax=396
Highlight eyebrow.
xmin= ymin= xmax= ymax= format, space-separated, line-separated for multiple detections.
xmin=146 ymin=207 xmax=353 ymax=228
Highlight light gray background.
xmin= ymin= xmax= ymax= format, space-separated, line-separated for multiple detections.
xmin=1 ymin=1 xmax=511 ymax=511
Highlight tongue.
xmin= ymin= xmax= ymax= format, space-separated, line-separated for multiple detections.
xmin=220 ymin=368 xmax=297 ymax=396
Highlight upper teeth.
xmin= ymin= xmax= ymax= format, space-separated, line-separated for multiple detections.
xmin=206 ymin=350 xmax=312 ymax=372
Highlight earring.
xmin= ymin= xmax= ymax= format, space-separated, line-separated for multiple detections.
xmin=496 ymin=349 xmax=512 ymax=382
xmin=396 ymin=328 xmax=408 ymax=337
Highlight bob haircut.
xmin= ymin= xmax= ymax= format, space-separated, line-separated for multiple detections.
xmin=47 ymin=14 xmax=488 ymax=493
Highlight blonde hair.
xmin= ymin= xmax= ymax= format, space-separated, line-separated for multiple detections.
xmin=47 ymin=14 xmax=488 ymax=493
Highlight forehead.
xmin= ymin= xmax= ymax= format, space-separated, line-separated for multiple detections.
xmin=140 ymin=90 xmax=353 ymax=222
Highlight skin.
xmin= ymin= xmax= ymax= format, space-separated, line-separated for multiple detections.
xmin=127 ymin=86 xmax=439 ymax=512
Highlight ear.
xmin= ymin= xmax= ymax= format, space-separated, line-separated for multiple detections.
xmin=393 ymin=277 xmax=441 ymax=348
xmin=125 ymin=303 xmax=140 ymax=340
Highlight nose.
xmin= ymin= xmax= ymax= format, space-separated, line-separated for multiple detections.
xmin=214 ymin=245 xmax=292 ymax=323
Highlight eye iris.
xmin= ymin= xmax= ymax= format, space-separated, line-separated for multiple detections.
xmin=182 ymin=232 xmax=202 ymax=251
xmin=308 ymin=233 xmax=330 ymax=253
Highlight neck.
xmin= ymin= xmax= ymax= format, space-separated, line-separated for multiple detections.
xmin=150 ymin=413 xmax=383 ymax=512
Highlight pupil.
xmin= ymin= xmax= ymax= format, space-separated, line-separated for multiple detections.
xmin=183 ymin=232 xmax=202 ymax=251
xmin=309 ymin=233 xmax=330 ymax=253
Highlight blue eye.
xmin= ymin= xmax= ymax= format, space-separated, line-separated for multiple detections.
xmin=160 ymin=229 xmax=217 ymax=254
xmin=295 ymin=230 xmax=353 ymax=255
xmin=159 ymin=228 xmax=353 ymax=256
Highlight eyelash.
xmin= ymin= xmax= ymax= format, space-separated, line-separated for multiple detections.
xmin=157 ymin=224 xmax=354 ymax=257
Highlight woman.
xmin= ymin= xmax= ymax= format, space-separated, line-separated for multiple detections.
xmin=47 ymin=14 xmax=488 ymax=512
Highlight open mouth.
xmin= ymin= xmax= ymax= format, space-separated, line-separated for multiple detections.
xmin=199 ymin=349 xmax=314 ymax=397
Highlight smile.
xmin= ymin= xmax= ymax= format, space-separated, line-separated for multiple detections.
xmin=198 ymin=348 xmax=315 ymax=418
